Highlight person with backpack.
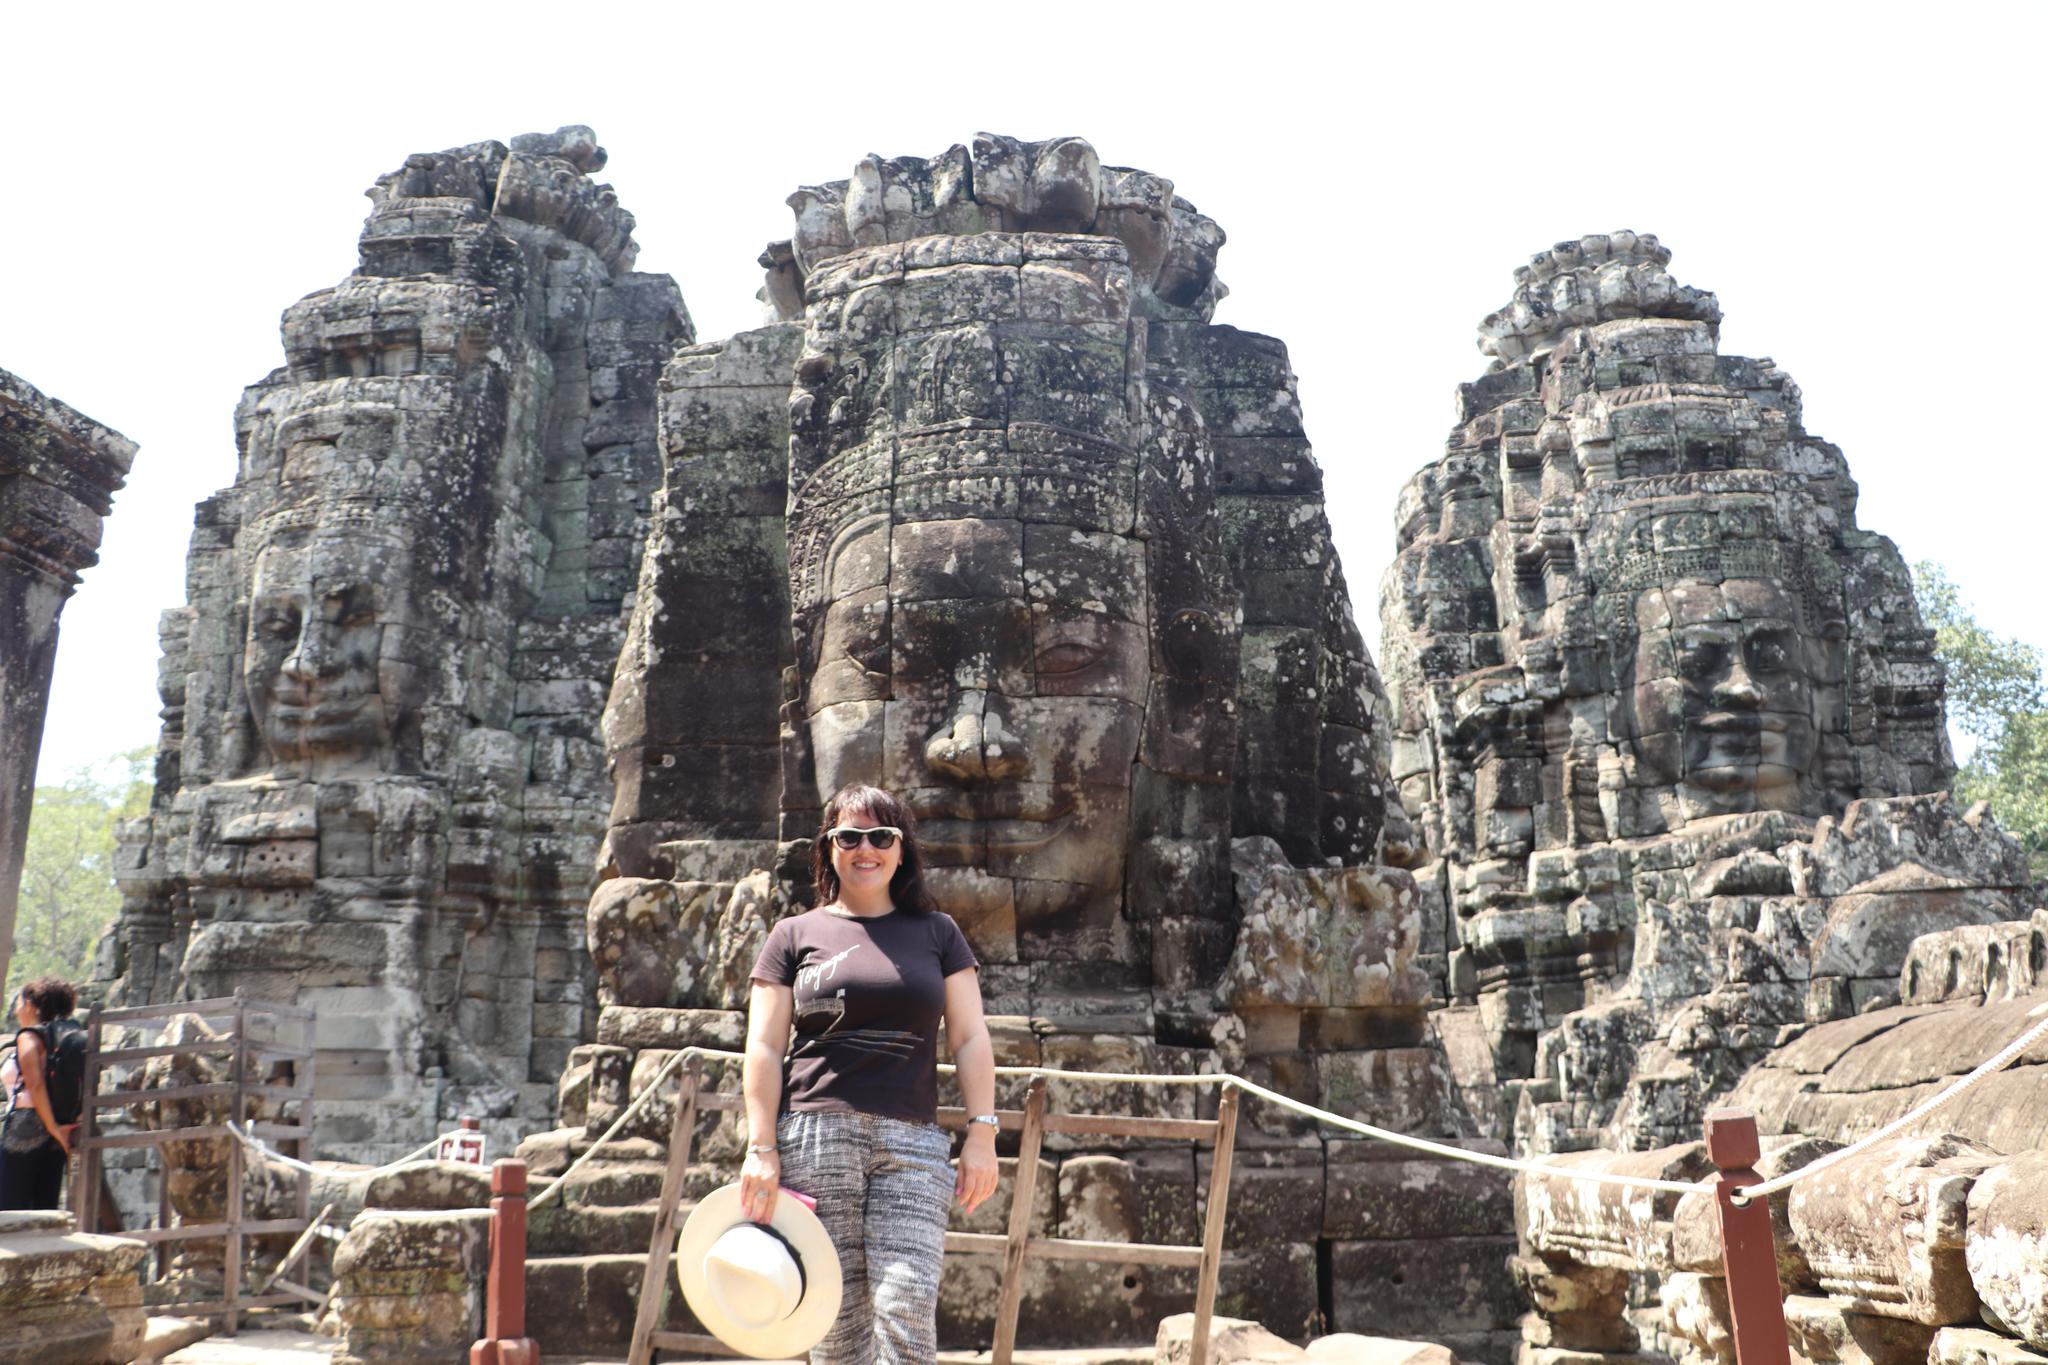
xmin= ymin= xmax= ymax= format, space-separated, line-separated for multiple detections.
xmin=2 ymin=976 xmax=86 ymax=1209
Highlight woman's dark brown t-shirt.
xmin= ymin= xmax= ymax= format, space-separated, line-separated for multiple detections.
xmin=750 ymin=907 xmax=978 ymax=1124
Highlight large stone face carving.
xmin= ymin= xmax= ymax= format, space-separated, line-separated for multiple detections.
xmin=1381 ymin=235 xmax=2014 ymax=1153
xmin=100 ymin=127 xmax=692 ymax=1159
xmin=594 ymin=134 xmax=1412 ymax=1055
xmin=538 ymin=134 xmax=1492 ymax=1358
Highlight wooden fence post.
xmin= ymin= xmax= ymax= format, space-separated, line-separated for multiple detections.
xmin=471 ymin=1158 xmax=538 ymax=1365
xmin=1190 ymin=1085 xmax=1241 ymax=1365
xmin=1706 ymin=1108 xmax=1790 ymax=1365
xmin=991 ymin=1075 xmax=1049 ymax=1365
xmin=627 ymin=1056 xmax=703 ymax=1365
xmin=224 ymin=992 xmax=247 ymax=1336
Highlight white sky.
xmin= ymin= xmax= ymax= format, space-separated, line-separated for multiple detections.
xmin=8 ymin=2 xmax=2044 ymax=784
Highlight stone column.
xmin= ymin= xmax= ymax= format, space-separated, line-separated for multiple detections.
xmin=0 ymin=367 xmax=135 ymax=988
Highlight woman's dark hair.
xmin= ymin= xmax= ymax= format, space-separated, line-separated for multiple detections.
xmin=811 ymin=784 xmax=939 ymax=915
xmin=18 ymin=976 xmax=77 ymax=1021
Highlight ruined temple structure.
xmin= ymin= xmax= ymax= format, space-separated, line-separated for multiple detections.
xmin=100 ymin=128 xmax=693 ymax=1160
xmin=1 ymin=367 xmax=135 ymax=989
xmin=1379 ymin=234 xmax=2035 ymax=1157
xmin=516 ymin=134 xmax=1514 ymax=1356
xmin=86 ymin=129 xmax=2048 ymax=1361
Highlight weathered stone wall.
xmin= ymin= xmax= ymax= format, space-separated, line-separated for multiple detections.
xmin=1379 ymin=236 xmax=2001 ymax=1157
xmin=99 ymin=127 xmax=691 ymax=1161
xmin=0 ymin=367 xmax=135 ymax=989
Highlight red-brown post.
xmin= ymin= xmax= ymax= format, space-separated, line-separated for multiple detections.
xmin=471 ymin=1158 xmax=538 ymax=1365
xmin=1705 ymin=1108 xmax=1790 ymax=1365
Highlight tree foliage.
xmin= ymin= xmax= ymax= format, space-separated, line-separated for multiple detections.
xmin=1914 ymin=564 xmax=2048 ymax=873
xmin=7 ymin=747 xmax=153 ymax=1000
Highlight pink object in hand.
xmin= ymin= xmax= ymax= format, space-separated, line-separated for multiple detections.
xmin=780 ymin=1187 xmax=818 ymax=1212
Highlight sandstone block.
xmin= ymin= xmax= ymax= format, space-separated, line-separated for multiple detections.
xmin=1658 ymin=1271 xmax=1733 ymax=1364
xmin=361 ymin=1161 xmax=491 ymax=1211
xmin=1324 ymin=1139 xmax=1514 ymax=1240
xmin=1306 ymin=1336 xmax=1458 ymax=1365
xmin=1516 ymin=1142 xmax=1709 ymax=1272
xmin=0 ymin=1226 xmax=148 ymax=1365
xmin=332 ymin=1210 xmax=488 ymax=1365
xmin=1787 ymin=1133 xmax=1997 ymax=1323
xmin=1933 ymin=1327 xmax=2048 ymax=1365
xmin=1330 ymin=1236 xmax=1521 ymax=1337
xmin=1965 ymin=1150 xmax=2048 ymax=1348
xmin=1156 ymin=1312 xmax=1305 ymax=1364
xmin=1784 ymin=1293 xmax=1938 ymax=1365
xmin=1193 ymin=1145 xmax=1323 ymax=1250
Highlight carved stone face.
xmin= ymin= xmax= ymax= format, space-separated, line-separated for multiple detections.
xmin=242 ymin=527 xmax=419 ymax=777
xmin=1625 ymin=577 xmax=1817 ymax=818
xmin=803 ymin=512 xmax=1150 ymax=932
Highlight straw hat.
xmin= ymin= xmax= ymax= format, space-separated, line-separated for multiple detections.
xmin=676 ymin=1184 xmax=843 ymax=1358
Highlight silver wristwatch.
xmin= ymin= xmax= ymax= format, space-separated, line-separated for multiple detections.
xmin=967 ymin=1113 xmax=1001 ymax=1133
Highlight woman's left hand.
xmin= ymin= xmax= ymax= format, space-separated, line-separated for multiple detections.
xmin=955 ymin=1130 xmax=1000 ymax=1214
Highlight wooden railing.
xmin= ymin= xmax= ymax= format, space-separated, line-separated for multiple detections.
xmin=72 ymin=992 xmax=317 ymax=1335
xmin=616 ymin=1057 xmax=1242 ymax=1365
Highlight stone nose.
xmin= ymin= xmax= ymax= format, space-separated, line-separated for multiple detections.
xmin=281 ymin=616 xmax=330 ymax=680
xmin=924 ymin=689 xmax=1029 ymax=784
xmin=1714 ymin=653 xmax=1765 ymax=708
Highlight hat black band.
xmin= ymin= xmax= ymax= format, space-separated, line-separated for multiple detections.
xmin=749 ymin=1218 xmax=808 ymax=1315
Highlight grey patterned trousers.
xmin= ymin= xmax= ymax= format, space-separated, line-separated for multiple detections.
xmin=776 ymin=1109 xmax=953 ymax=1365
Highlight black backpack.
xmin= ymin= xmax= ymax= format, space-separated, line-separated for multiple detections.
xmin=42 ymin=1018 xmax=89 ymax=1125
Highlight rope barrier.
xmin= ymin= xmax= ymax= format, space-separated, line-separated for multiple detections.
xmin=220 ymin=998 xmax=2048 ymax=1208
xmin=654 ymin=1046 xmax=1704 ymax=1194
xmin=228 ymin=1123 xmax=470 ymax=1178
xmin=525 ymin=1047 xmax=698 ymax=1213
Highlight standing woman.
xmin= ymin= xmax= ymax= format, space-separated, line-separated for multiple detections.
xmin=741 ymin=784 xmax=1001 ymax=1364
xmin=2 ymin=976 xmax=82 ymax=1210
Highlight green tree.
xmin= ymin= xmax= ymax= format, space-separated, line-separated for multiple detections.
xmin=1914 ymin=564 xmax=2048 ymax=875
xmin=7 ymin=747 xmax=153 ymax=1000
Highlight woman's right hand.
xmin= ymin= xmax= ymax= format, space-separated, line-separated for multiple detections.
xmin=739 ymin=1147 xmax=781 ymax=1222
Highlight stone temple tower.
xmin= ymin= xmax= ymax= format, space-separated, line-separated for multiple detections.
xmin=101 ymin=128 xmax=691 ymax=1158
xmin=541 ymin=136 xmax=1496 ymax=1348
xmin=1380 ymin=234 xmax=2026 ymax=1155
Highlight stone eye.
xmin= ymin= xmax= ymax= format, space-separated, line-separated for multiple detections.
xmin=1747 ymin=633 xmax=1792 ymax=673
xmin=1035 ymin=642 xmax=1101 ymax=676
xmin=254 ymin=610 xmax=298 ymax=641
xmin=1678 ymin=640 xmax=1727 ymax=680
